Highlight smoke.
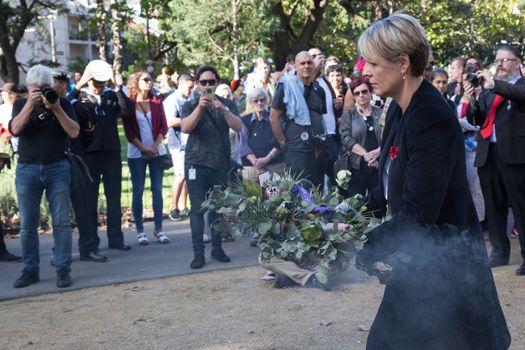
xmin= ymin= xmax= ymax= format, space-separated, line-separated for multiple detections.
xmin=363 ymin=223 xmax=510 ymax=349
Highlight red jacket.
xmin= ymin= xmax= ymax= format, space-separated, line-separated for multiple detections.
xmin=123 ymin=96 xmax=168 ymax=143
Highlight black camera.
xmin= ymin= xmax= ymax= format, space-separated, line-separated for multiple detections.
xmin=41 ymin=86 xmax=59 ymax=104
xmin=464 ymin=64 xmax=482 ymax=88
xmin=466 ymin=72 xmax=480 ymax=87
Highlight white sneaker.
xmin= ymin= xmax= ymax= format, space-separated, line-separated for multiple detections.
xmin=261 ymin=270 xmax=276 ymax=281
xmin=137 ymin=232 xmax=149 ymax=245
xmin=155 ymin=232 xmax=170 ymax=244
xmin=203 ymin=233 xmax=211 ymax=243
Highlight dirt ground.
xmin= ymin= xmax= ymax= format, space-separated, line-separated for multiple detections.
xmin=0 ymin=264 xmax=524 ymax=350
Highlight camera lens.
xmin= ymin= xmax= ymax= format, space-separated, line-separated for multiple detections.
xmin=466 ymin=73 xmax=479 ymax=87
xmin=42 ymin=87 xmax=59 ymax=104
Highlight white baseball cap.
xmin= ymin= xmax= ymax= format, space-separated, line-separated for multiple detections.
xmin=86 ymin=60 xmax=112 ymax=82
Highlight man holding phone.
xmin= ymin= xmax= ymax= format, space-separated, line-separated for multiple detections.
xmin=180 ymin=65 xmax=242 ymax=269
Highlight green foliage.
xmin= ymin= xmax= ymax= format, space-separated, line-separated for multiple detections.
xmin=402 ymin=0 xmax=525 ymax=66
xmin=201 ymin=172 xmax=379 ymax=287
xmin=0 ymin=0 xmax=67 ymax=82
xmin=159 ymin=0 xmax=277 ymax=78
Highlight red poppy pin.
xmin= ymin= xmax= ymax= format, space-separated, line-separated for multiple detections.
xmin=388 ymin=146 xmax=399 ymax=160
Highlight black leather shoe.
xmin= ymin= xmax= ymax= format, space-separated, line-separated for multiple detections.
xmin=516 ymin=263 xmax=525 ymax=276
xmin=80 ymin=251 xmax=108 ymax=263
xmin=274 ymin=274 xmax=297 ymax=289
xmin=0 ymin=251 xmax=21 ymax=262
xmin=211 ymin=248 xmax=231 ymax=263
xmin=13 ymin=269 xmax=39 ymax=288
xmin=108 ymin=241 xmax=131 ymax=251
xmin=190 ymin=253 xmax=205 ymax=269
xmin=489 ymin=257 xmax=509 ymax=268
xmin=56 ymin=268 xmax=72 ymax=288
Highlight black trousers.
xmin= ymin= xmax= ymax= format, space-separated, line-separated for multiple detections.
xmin=345 ymin=164 xmax=379 ymax=197
xmin=322 ymin=136 xmax=340 ymax=185
xmin=0 ymin=222 xmax=6 ymax=255
xmin=85 ymin=151 xmax=124 ymax=246
xmin=185 ymin=164 xmax=227 ymax=254
xmin=285 ymin=150 xmax=322 ymax=188
xmin=478 ymin=144 xmax=525 ymax=262
xmin=71 ymin=164 xmax=99 ymax=254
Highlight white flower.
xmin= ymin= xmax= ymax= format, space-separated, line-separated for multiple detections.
xmin=336 ymin=170 xmax=352 ymax=190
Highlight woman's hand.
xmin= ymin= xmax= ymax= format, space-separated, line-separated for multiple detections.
xmin=462 ymin=81 xmax=477 ymax=107
xmin=364 ymin=148 xmax=380 ymax=163
xmin=141 ymin=147 xmax=158 ymax=159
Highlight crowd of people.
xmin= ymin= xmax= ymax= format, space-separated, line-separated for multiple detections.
xmin=0 ymin=24 xmax=524 ymax=298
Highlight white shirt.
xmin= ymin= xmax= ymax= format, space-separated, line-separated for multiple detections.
xmin=127 ymin=110 xmax=166 ymax=159
xmin=0 ymin=103 xmax=18 ymax=152
xmin=491 ymin=74 xmax=521 ymax=143
xmin=316 ymin=77 xmax=336 ymax=135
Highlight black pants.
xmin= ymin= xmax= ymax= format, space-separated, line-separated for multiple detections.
xmin=71 ymin=161 xmax=99 ymax=254
xmin=285 ymin=150 xmax=322 ymax=188
xmin=478 ymin=144 xmax=525 ymax=262
xmin=346 ymin=164 xmax=379 ymax=197
xmin=85 ymin=151 xmax=124 ymax=246
xmin=185 ymin=164 xmax=227 ymax=254
xmin=322 ymin=136 xmax=340 ymax=186
xmin=0 ymin=222 xmax=6 ymax=255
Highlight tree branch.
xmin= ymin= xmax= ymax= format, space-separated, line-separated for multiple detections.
xmin=293 ymin=0 xmax=328 ymax=51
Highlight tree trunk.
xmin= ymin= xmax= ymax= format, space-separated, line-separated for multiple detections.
xmin=95 ymin=0 xmax=108 ymax=61
xmin=270 ymin=2 xmax=293 ymax=70
xmin=111 ymin=2 xmax=123 ymax=86
xmin=270 ymin=0 xmax=327 ymax=70
xmin=231 ymin=0 xmax=240 ymax=79
xmin=0 ymin=46 xmax=20 ymax=83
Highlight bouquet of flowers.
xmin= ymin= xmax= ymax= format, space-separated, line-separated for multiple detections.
xmin=201 ymin=171 xmax=381 ymax=286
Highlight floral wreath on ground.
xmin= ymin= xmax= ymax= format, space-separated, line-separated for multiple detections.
xmin=201 ymin=170 xmax=382 ymax=287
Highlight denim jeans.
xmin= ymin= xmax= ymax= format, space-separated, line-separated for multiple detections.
xmin=128 ymin=157 xmax=164 ymax=232
xmin=15 ymin=159 xmax=72 ymax=271
xmin=185 ymin=164 xmax=228 ymax=254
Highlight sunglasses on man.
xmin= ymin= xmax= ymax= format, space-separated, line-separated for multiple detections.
xmin=199 ymin=79 xmax=217 ymax=86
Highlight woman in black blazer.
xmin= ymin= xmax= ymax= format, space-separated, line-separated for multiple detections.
xmin=355 ymin=13 xmax=510 ymax=350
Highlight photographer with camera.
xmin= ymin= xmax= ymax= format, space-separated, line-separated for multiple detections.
xmin=53 ymin=71 xmax=108 ymax=263
xmin=468 ymin=45 xmax=525 ymax=276
xmin=8 ymin=65 xmax=79 ymax=288
xmin=70 ymin=61 xmax=132 ymax=253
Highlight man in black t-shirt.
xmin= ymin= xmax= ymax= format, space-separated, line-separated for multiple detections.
xmin=269 ymin=51 xmax=327 ymax=187
xmin=9 ymin=65 xmax=80 ymax=288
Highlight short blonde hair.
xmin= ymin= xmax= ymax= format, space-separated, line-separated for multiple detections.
xmin=358 ymin=13 xmax=429 ymax=77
